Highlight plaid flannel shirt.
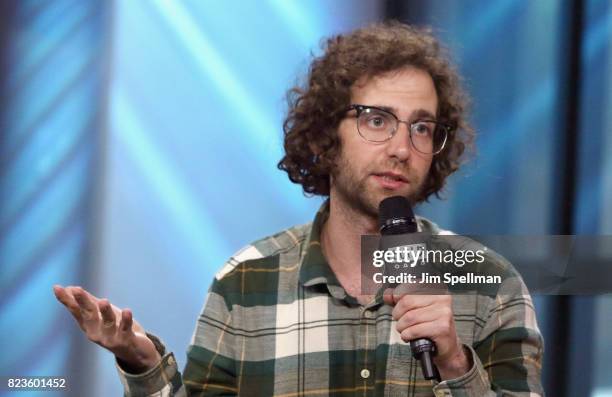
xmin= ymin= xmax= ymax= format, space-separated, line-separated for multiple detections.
xmin=117 ymin=202 xmax=543 ymax=396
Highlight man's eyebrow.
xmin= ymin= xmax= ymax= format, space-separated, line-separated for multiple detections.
xmin=371 ymin=105 xmax=436 ymax=120
xmin=411 ymin=108 xmax=437 ymax=120
xmin=370 ymin=104 xmax=397 ymax=113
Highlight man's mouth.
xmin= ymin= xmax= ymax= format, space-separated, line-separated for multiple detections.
xmin=372 ymin=172 xmax=409 ymax=189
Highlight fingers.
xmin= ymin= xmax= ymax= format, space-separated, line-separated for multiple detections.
xmin=399 ymin=315 xmax=455 ymax=343
xmin=391 ymin=294 xmax=444 ymax=320
xmin=390 ymin=293 xmax=455 ymax=352
xmin=382 ymin=288 xmax=396 ymax=305
xmin=72 ymin=287 xmax=99 ymax=320
xmin=53 ymin=285 xmax=82 ymax=321
xmin=399 ymin=321 xmax=434 ymax=342
xmin=99 ymin=299 xmax=117 ymax=331
xmin=395 ymin=305 xmax=440 ymax=331
xmin=398 ymin=313 xmax=453 ymax=341
xmin=119 ymin=309 xmax=133 ymax=333
xmin=53 ymin=285 xmax=108 ymax=332
xmin=53 ymin=285 xmax=157 ymax=368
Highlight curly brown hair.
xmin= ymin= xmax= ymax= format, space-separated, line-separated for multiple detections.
xmin=278 ymin=21 xmax=474 ymax=202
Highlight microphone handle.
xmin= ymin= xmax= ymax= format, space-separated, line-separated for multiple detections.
xmin=410 ymin=338 xmax=440 ymax=381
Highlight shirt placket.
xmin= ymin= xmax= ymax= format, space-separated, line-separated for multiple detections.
xmin=357 ymin=304 xmax=378 ymax=397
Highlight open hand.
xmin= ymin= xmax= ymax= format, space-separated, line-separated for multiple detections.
xmin=53 ymin=285 xmax=161 ymax=373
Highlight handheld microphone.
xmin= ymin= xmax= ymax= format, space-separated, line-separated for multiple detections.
xmin=378 ymin=196 xmax=440 ymax=381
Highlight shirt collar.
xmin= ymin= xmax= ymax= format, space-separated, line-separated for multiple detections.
xmin=298 ymin=200 xmax=339 ymax=289
xmin=297 ymin=200 xmax=439 ymax=306
xmin=298 ymin=200 xmax=385 ymax=307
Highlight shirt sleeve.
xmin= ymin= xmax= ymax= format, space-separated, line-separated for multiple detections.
xmin=432 ymin=273 xmax=544 ymax=397
xmin=115 ymin=333 xmax=185 ymax=396
xmin=115 ymin=278 xmax=239 ymax=396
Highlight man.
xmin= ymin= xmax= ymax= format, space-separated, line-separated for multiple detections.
xmin=54 ymin=22 xmax=543 ymax=396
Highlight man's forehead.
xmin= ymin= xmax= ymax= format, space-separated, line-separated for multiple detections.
xmin=350 ymin=68 xmax=438 ymax=117
xmin=352 ymin=66 xmax=432 ymax=87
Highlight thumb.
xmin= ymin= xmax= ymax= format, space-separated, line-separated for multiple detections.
xmin=383 ymin=287 xmax=396 ymax=306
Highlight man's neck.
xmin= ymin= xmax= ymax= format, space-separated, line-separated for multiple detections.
xmin=320 ymin=195 xmax=379 ymax=303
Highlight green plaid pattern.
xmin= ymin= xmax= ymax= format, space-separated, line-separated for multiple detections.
xmin=117 ymin=202 xmax=543 ymax=396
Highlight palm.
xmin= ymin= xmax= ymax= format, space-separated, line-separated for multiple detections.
xmin=53 ymin=285 xmax=161 ymax=372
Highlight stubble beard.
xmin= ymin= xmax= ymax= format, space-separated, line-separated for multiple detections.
xmin=331 ymin=153 xmax=425 ymax=221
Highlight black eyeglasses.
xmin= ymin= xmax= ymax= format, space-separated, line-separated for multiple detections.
xmin=346 ymin=104 xmax=450 ymax=155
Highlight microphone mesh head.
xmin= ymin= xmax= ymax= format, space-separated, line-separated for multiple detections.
xmin=378 ymin=196 xmax=414 ymax=228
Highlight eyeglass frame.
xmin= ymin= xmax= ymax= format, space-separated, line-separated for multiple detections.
xmin=345 ymin=104 xmax=451 ymax=155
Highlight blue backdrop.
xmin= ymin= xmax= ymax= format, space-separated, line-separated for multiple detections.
xmin=0 ymin=1 xmax=610 ymax=396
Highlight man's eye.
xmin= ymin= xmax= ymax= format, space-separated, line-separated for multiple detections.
xmin=366 ymin=116 xmax=387 ymax=129
xmin=412 ymin=121 xmax=433 ymax=136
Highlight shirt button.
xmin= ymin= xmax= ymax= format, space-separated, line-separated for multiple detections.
xmin=360 ymin=369 xmax=370 ymax=379
xmin=363 ymin=310 xmax=372 ymax=319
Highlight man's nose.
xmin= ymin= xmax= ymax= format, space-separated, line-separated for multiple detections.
xmin=385 ymin=121 xmax=412 ymax=162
